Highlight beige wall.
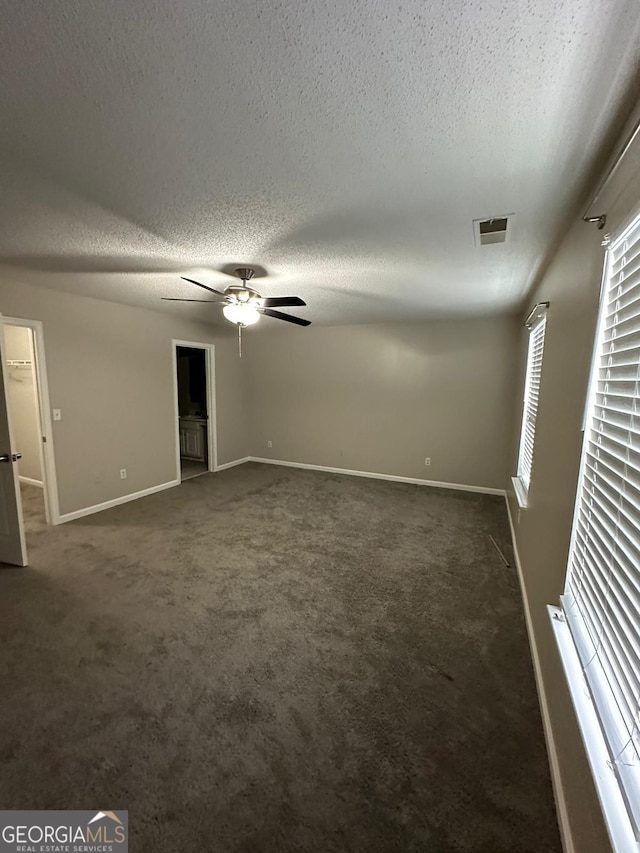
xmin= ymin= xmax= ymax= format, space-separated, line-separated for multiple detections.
xmin=245 ymin=318 xmax=518 ymax=490
xmin=0 ymin=277 xmax=250 ymax=516
xmin=507 ymin=115 xmax=640 ymax=852
xmin=4 ymin=325 xmax=43 ymax=483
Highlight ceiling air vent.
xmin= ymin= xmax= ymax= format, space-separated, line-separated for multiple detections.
xmin=473 ymin=215 xmax=513 ymax=246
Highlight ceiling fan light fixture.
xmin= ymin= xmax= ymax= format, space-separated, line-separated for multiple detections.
xmin=222 ymin=302 xmax=260 ymax=326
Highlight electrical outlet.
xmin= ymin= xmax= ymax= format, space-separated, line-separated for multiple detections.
xmin=424 ymin=457 xmax=431 ymax=466
xmin=120 ymin=469 xmax=127 ymax=479
xmin=267 ymin=440 xmax=273 ymax=448
xmin=53 ymin=409 xmax=61 ymax=421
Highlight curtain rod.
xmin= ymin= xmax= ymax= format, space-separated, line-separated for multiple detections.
xmin=583 ymin=112 xmax=640 ymax=231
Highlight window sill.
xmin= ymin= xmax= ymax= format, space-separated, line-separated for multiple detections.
xmin=511 ymin=476 xmax=528 ymax=509
xmin=549 ymin=605 xmax=638 ymax=853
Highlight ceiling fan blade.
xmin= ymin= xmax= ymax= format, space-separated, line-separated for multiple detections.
xmin=259 ymin=308 xmax=311 ymax=326
xmin=259 ymin=296 xmax=307 ymax=308
xmin=181 ymin=276 xmax=227 ymax=296
xmin=161 ymin=297 xmax=226 ymax=303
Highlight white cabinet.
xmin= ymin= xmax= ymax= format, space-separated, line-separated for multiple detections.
xmin=179 ymin=418 xmax=207 ymax=461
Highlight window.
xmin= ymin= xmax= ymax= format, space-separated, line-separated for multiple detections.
xmin=560 ymin=209 xmax=640 ymax=844
xmin=513 ymin=307 xmax=547 ymax=507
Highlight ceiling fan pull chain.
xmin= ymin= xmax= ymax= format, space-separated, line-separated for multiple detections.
xmin=238 ymin=323 xmax=242 ymax=358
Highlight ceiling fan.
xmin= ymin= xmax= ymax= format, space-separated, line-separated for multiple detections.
xmin=162 ymin=267 xmax=311 ymax=328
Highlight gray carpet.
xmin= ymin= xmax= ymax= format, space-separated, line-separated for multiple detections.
xmin=1 ymin=463 xmax=560 ymax=852
xmin=19 ymin=481 xmax=47 ymax=534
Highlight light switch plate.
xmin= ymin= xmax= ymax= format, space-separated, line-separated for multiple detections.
xmin=53 ymin=409 xmax=61 ymax=421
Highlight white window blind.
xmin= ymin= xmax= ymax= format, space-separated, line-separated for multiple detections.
xmin=563 ymin=210 xmax=640 ymax=838
xmin=516 ymin=313 xmax=547 ymax=497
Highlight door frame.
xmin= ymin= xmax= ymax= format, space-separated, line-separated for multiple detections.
xmin=3 ymin=317 xmax=60 ymax=525
xmin=171 ymin=340 xmax=217 ymax=480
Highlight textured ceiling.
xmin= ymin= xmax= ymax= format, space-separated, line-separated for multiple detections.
xmin=0 ymin=0 xmax=639 ymax=326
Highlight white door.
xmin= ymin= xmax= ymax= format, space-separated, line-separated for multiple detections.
xmin=0 ymin=319 xmax=27 ymax=566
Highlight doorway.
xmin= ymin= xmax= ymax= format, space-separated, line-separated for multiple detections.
xmin=4 ymin=321 xmax=58 ymax=535
xmin=0 ymin=317 xmax=59 ymax=566
xmin=172 ymin=341 xmax=216 ymax=482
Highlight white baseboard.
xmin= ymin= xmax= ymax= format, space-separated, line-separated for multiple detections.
xmin=57 ymin=479 xmax=180 ymax=524
xmin=54 ymin=456 xmax=503 ymax=525
xmin=215 ymin=456 xmax=252 ymax=472
xmin=504 ymin=496 xmax=575 ymax=853
xmin=249 ymin=457 xmax=506 ymax=496
xmin=19 ymin=476 xmax=43 ymax=488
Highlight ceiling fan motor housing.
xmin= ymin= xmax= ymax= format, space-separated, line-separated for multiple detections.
xmin=225 ymin=284 xmax=260 ymax=303
xmin=225 ymin=267 xmax=258 ymax=302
